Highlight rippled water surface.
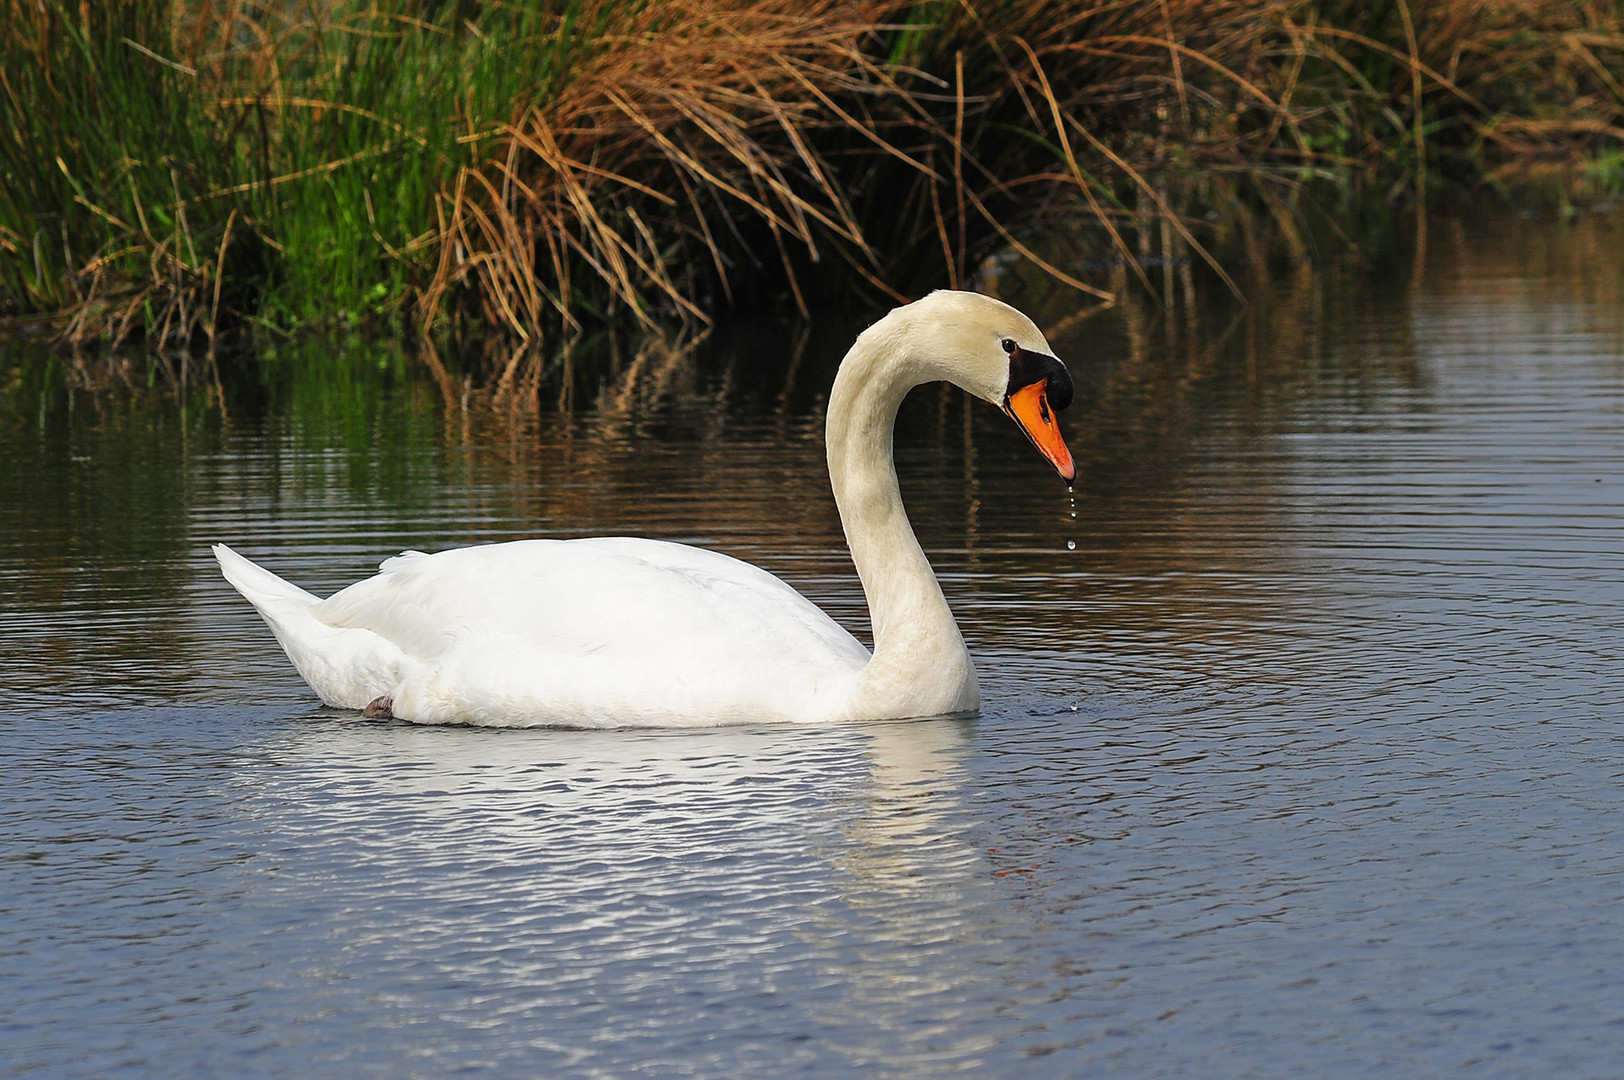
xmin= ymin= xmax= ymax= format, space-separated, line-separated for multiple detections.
xmin=4 ymin=211 xmax=1623 ymax=1077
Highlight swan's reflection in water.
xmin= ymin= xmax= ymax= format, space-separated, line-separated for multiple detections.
xmin=836 ymin=717 xmax=982 ymax=889
xmin=235 ymin=713 xmax=999 ymax=1070
xmin=809 ymin=718 xmax=1004 ymax=1067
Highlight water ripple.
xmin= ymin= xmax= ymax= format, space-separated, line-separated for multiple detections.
xmin=4 ymin=212 xmax=1624 ymax=1077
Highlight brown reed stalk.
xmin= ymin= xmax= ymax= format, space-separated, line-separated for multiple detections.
xmin=3 ymin=0 xmax=1620 ymax=360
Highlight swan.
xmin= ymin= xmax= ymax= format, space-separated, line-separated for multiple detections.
xmin=215 ymin=290 xmax=1076 ymax=727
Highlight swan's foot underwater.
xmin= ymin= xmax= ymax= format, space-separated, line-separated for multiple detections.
xmin=363 ymin=695 xmax=395 ymax=719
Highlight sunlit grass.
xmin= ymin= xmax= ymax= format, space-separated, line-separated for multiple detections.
xmin=2 ymin=0 xmax=1620 ymax=360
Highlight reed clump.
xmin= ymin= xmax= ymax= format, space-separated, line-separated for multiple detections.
xmin=2 ymin=0 xmax=1620 ymax=359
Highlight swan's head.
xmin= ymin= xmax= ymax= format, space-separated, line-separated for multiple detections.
xmin=888 ymin=290 xmax=1076 ymax=483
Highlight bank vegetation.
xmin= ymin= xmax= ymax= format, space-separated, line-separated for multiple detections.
xmin=3 ymin=0 xmax=1621 ymax=364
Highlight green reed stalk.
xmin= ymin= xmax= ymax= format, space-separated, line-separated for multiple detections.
xmin=1 ymin=0 xmax=1619 ymax=359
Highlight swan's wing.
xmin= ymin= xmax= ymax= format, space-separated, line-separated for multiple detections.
xmin=310 ymin=538 xmax=869 ymax=724
xmin=314 ymin=538 xmax=864 ymax=661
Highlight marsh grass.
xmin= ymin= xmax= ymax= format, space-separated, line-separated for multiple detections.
xmin=2 ymin=0 xmax=1620 ymax=362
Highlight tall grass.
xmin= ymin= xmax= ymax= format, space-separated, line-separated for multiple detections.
xmin=0 ymin=1 xmax=598 ymax=350
xmin=2 ymin=0 xmax=1620 ymax=359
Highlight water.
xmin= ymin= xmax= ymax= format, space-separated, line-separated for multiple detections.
xmin=3 ymin=208 xmax=1623 ymax=1077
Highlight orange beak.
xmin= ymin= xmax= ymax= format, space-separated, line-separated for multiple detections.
xmin=1003 ymin=379 xmax=1076 ymax=483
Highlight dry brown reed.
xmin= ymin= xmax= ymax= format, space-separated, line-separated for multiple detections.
xmin=3 ymin=0 xmax=1620 ymax=361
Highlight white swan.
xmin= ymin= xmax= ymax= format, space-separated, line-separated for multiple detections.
xmin=216 ymin=290 xmax=1076 ymax=727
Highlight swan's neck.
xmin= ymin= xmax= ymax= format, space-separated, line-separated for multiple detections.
xmin=826 ymin=330 xmax=978 ymax=718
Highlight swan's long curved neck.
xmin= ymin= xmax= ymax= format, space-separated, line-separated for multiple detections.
xmin=826 ymin=327 xmax=977 ymax=716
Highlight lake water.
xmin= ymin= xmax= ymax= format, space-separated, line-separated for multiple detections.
xmin=3 ymin=208 xmax=1622 ymax=1077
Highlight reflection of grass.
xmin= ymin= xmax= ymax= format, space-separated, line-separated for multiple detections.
xmin=6 ymin=198 xmax=1620 ymax=491
xmin=2 ymin=0 xmax=1621 ymax=359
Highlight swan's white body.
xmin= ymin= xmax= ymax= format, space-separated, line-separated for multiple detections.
xmin=217 ymin=290 xmax=1075 ymax=727
xmin=215 ymin=537 xmax=871 ymax=726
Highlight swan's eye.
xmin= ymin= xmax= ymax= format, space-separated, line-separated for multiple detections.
xmin=1001 ymin=338 xmax=1018 ymax=355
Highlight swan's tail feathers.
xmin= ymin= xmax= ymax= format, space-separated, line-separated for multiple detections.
xmin=213 ymin=544 xmax=400 ymax=710
xmin=213 ymin=543 xmax=321 ymax=612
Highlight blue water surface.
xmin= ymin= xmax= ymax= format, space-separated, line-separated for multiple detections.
xmin=3 ymin=210 xmax=1622 ymax=1077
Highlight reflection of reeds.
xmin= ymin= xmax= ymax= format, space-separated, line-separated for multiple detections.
xmin=2 ymin=1 xmax=1620 ymax=358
